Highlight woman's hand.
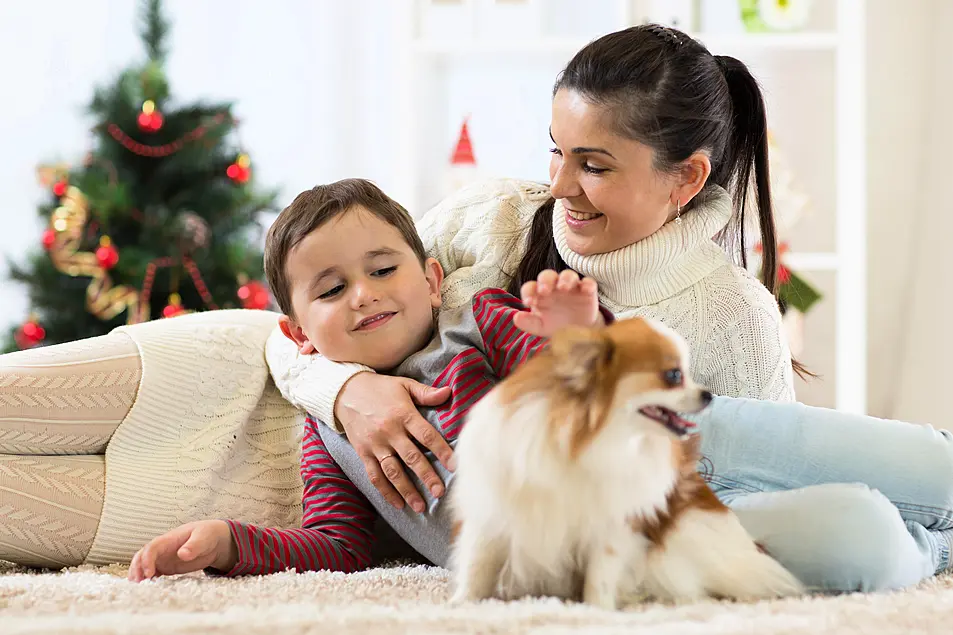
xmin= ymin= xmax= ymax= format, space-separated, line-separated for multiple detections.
xmin=334 ymin=373 xmax=454 ymax=513
xmin=128 ymin=520 xmax=236 ymax=582
xmin=513 ymin=269 xmax=603 ymax=337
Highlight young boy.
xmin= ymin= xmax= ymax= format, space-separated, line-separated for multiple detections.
xmin=128 ymin=179 xmax=604 ymax=581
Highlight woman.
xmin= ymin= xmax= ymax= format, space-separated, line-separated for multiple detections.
xmin=0 ymin=25 xmax=950 ymax=592
xmin=266 ymin=25 xmax=953 ymax=592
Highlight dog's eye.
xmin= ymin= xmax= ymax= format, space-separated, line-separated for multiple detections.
xmin=663 ymin=369 xmax=683 ymax=387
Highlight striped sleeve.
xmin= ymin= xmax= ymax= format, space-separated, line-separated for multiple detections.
xmin=472 ymin=289 xmax=548 ymax=379
xmin=222 ymin=416 xmax=376 ymax=576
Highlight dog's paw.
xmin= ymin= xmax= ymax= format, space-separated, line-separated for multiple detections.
xmin=449 ymin=589 xmax=479 ymax=605
xmin=582 ymin=587 xmax=619 ymax=611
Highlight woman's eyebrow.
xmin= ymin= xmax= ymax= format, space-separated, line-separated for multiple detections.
xmin=549 ymin=127 xmax=616 ymax=159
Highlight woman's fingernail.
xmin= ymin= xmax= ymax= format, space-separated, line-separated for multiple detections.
xmin=412 ymin=499 xmax=425 ymax=513
xmin=431 ymin=485 xmax=444 ymax=498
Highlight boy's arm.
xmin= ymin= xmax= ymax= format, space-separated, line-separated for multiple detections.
xmin=474 ymin=283 xmax=613 ymax=380
xmin=221 ymin=416 xmax=377 ymax=575
xmin=472 ymin=290 xmax=548 ymax=379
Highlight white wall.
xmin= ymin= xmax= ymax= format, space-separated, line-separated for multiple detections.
xmin=891 ymin=0 xmax=953 ymax=426
xmin=864 ymin=0 xmax=935 ymax=421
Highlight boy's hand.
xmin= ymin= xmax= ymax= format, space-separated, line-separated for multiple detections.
xmin=128 ymin=520 xmax=237 ymax=582
xmin=513 ymin=269 xmax=602 ymax=338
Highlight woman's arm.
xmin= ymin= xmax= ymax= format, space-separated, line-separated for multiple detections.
xmin=265 ymin=328 xmax=370 ymax=433
xmin=265 ymin=179 xmax=551 ymax=509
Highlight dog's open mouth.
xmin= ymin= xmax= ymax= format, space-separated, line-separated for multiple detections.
xmin=639 ymin=406 xmax=697 ymax=437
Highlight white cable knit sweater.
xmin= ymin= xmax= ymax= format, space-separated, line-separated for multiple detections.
xmin=267 ymin=178 xmax=795 ymax=434
xmin=87 ymin=178 xmax=793 ymax=563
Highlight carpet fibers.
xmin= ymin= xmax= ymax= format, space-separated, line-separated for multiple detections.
xmin=3 ymin=561 xmax=953 ymax=634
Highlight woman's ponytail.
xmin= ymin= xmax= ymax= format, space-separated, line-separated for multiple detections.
xmin=715 ymin=54 xmax=777 ymax=294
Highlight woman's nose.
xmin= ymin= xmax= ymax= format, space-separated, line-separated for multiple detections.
xmin=550 ymin=163 xmax=580 ymax=199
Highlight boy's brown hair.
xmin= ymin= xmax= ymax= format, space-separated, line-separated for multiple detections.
xmin=265 ymin=178 xmax=427 ymax=317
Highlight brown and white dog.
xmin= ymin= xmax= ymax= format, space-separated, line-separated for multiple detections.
xmin=449 ymin=317 xmax=803 ymax=608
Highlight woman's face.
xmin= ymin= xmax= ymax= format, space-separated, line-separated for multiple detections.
xmin=549 ymin=88 xmax=685 ymax=256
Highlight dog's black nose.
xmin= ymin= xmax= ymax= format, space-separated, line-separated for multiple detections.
xmin=700 ymin=390 xmax=713 ymax=405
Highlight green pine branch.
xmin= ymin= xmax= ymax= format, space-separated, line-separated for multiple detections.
xmin=140 ymin=0 xmax=169 ymax=63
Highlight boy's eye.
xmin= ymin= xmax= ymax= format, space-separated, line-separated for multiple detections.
xmin=372 ymin=266 xmax=397 ymax=277
xmin=318 ymin=284 xmax=344 ymax=300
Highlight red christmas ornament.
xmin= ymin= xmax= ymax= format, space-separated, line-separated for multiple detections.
xmin=41 ymin=228 xmax=57 ymax=250
xmin=52 ymin=179 xmax=68 ymax=197
xmin=162 ymin=293 xmax=187 ymax=319
xmin=227 ymin=154 xmax=251 ymax=183
xmin=95 ymin=236 xmax=120 ymax=270
xmin=15 ymin=319 xmax=46 ymax=349
xmin=237 ymin=280 xmax=270 ymax=310
xmin=137 ymin=100 xmax=164 ymax=133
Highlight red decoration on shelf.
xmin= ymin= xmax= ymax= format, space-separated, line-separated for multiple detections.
xmin=15 ymin=319 xmax=46 ymax=349
xmin=41 ymin=229 xmax=57 ymax=250
xmin=237 ymin=279 xmax=270 ymax=310
xmin=52 ymin=179 xmax=69 ymax=197
xmin=162 ymin=293 xmax=187 ymax=319
xmin=227 ymin=153 xmax=251 ymax=184
xmin=106 ymin=113 xmax=227 ymax=158
xmin=451 ymin=118 xmax=476 ymax=166
xmin=95 ymin=237 xmax=120 ymax=270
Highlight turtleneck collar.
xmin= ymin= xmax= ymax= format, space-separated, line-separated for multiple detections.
xmin=553 ymin=187 xmax=735 ymax=308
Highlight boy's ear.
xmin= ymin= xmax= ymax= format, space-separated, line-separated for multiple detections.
xmin=424 ymin=257 xmax=444 ymax=309
xmin=278 ymin=315 xmax=316 ymax=355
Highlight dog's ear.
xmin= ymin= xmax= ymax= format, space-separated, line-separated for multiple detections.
xmin=550 ymin=326 xmax=614 ymax=391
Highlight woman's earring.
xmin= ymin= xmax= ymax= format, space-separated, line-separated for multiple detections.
xmin=675 ymin=199 xmax=682 ymax=225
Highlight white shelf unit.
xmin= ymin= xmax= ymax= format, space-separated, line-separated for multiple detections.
xmin=395 ymin=0 xmax=866 ymax=413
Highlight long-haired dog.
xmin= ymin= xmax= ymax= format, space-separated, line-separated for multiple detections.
xmin=449 ymin=317 xmax=803 ymax=608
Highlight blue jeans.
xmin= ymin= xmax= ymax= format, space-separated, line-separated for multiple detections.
xmin=693 ymin=397 xmax=953 ymax=592
xmin=323 ymin=396 xmax=953 ymax=593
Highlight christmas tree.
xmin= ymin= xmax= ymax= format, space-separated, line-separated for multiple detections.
xmin=4 ymin=0 xmax=276 ymax=352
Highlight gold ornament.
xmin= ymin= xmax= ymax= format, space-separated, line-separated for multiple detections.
xmin=36 ymin=163 xmax=70 ymax=187
xmin=45 ymin=187 xmax=149 ymax=324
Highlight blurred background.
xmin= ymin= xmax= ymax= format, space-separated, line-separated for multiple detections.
xmin=0 ymin=0 xmax=949 ymax=425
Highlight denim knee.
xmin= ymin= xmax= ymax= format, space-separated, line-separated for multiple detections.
xmin=730 ymin=483 xmax=934 ymax=593
xmin=818 ymin=485 xmax=934 ymax=591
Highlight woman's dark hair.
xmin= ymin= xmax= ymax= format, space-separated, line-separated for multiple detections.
xmin=509 ymin=24 xmax=812 ymax=378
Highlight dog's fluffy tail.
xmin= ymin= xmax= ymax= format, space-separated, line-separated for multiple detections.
xmin=641 ymin=508 xmax=804 ymax=602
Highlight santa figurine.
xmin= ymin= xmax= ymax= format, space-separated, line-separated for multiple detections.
xmin=447 ymin=117 xmax=480 ymax=195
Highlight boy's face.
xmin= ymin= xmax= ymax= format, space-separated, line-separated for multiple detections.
xmin=278 ymin=206 xmax=443 ymax=371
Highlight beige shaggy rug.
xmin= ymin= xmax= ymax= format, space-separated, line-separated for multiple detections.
xmin=2 ymin=561 xmax=953 ymax=635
